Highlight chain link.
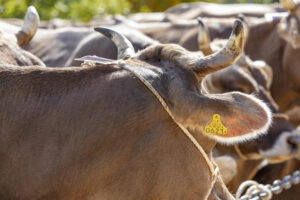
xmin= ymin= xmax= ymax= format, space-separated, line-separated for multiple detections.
xmin=237 ymin=170 xmax=300 ymax=200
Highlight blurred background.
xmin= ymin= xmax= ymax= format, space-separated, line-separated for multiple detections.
xmin=0 ymin=0 xmax=278 ymax=22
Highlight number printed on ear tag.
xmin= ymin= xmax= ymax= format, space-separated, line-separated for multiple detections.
xmin=205 ymin=114 xmax=227 ymax=135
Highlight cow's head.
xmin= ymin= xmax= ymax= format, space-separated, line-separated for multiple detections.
xmin=0 ymin=6 xmax=44 ymax=66
xmin=78 ymin=20 xmax=272 ymax=147
xmin=198 ymin=18 xmax=300 ymax=163
xmin=277 ymin=0 xmax=300 ymax=49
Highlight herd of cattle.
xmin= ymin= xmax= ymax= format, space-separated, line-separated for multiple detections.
xmin=1 ymin=1 xmax=300 ymax=199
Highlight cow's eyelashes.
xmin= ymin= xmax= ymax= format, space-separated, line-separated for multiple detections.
xmin=229 ymin=87 xmax=244 ymax=93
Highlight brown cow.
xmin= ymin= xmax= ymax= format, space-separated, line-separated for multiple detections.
xmin=0 ymin=20 xmax=272 ymax=199
xmin=157 ymin=1 xmax=300 ymax=128
xmin=242 ymin=11 xmax=299 ymax=127
xmin=250 ymin=0 xmax=300 ymax=187
xmin=197 ymin=18 xmax=300 ymax=192
xmin=272 ymin=0 xmax=300 ymax=126
xmin=23 ymin=25 xmax=158 ymax=67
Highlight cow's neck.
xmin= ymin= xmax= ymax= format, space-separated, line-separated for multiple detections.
xmin=121 ymin=60 xmax=217 ymax=154
xmin=0 ymin=64 xmax=220 ymax=199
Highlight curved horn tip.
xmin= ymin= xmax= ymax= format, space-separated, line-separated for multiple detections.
xmin=94 ymin=27 xmax=113 ymax=39
xmin=23 ymin=5 xmax=39 ymax=33
xmin=197 ymin=17 xmax=205 ymax=27
xmin=232 ymin=19 xmax=244 ymax=37
xmin=27 ymin=6 xmax=38 ymax=15
xmin=25 ymin=6 xmax=39 ymax=22
xmin=94 ymin=26 xmax=135 ymax=59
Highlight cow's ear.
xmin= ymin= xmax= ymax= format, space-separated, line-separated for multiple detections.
xmin=198 ymin=92 xmax=272 ymax=144
xmin=174 ymin=91 xmax=272 ymax=145
xmin=75 ymin=55 xmax=118 ymax=65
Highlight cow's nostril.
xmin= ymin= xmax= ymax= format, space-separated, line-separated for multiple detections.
xmin=287 ymin=137 xmax=300 ymax=152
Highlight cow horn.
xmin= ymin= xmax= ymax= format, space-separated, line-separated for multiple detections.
xmin=237 ymin=14 xmax=249 ymax=45
xmin=197 ymin=17 xmax=213 ymax=56
xmin=94 ymin=27 xmax=135 ymax=59
xmin=280 ymin=0 xmax=297 ymax=12
xmin=191 ymin=19 xmax=244 ymax=76
xmin=16 ymin=6 xmax=39 ymax=46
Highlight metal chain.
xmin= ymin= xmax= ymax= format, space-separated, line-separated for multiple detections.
xmin=237 ymin=170 xmax=300 ymax=200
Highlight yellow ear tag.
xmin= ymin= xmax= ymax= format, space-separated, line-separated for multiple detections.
xmin=205 ymin=114 xmax=227 ymax=135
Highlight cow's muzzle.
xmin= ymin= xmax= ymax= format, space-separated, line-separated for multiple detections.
xmin=259 ymin=132 xmax=300 ymax=164
xmin=287 ymin=135 xmax=300 ymax=153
